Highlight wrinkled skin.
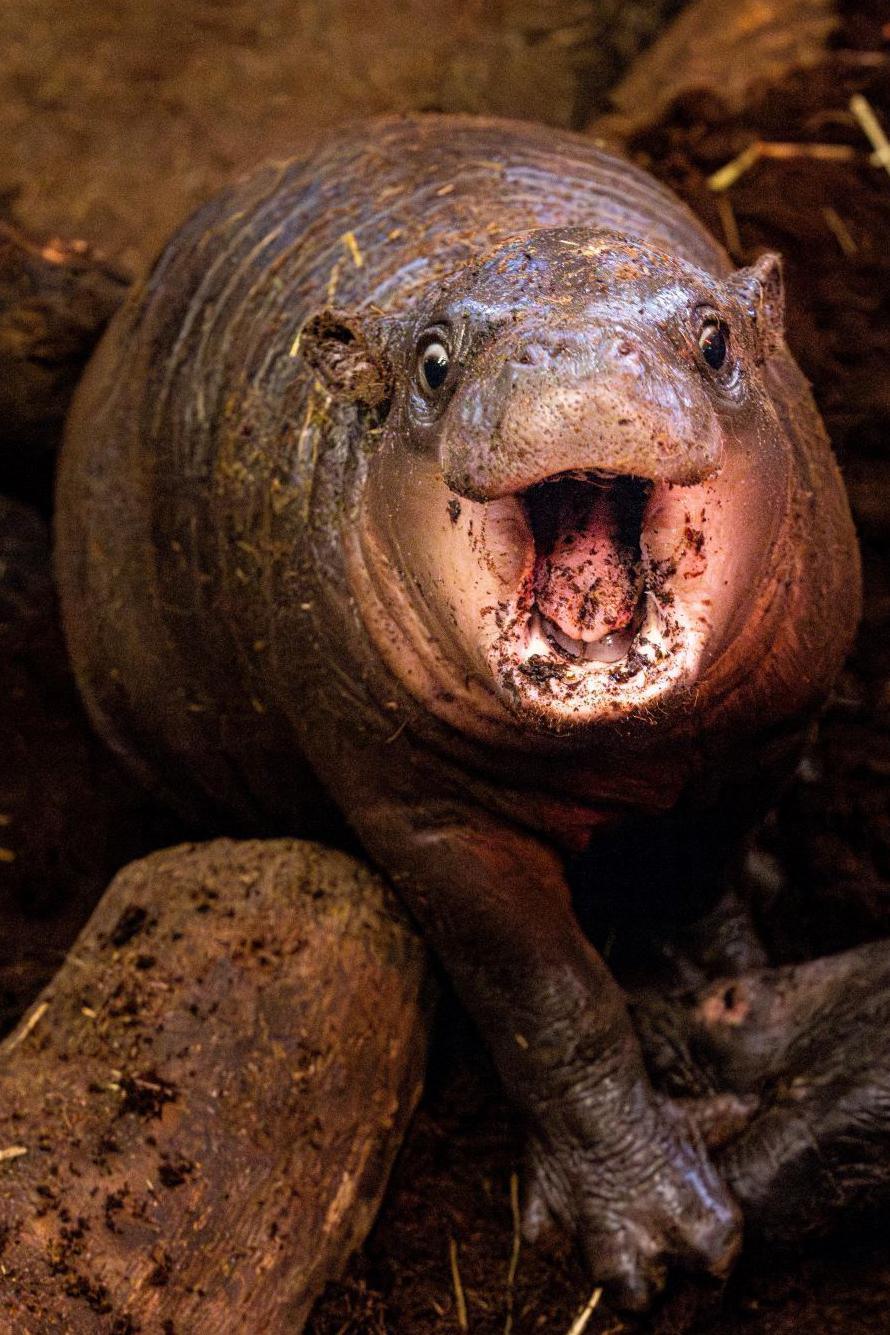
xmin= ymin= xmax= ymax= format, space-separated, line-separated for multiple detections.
xmin=55 ymin=116 xmax=861 ymax=1309
xmin=632 ymin=938 xmax=890 ymax=1244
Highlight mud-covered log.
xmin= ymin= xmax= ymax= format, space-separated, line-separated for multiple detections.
xmin=592 ymin=0 xmax=838 ymax=142
xmin=0 ymin=496 xmax=180 ymax=1032
xmin=0 ymin=838 xmax=430 ymax=1332
xmin=0 ymin=0 xmax=676 ymax=275
xmin=0 ymin=225 xmax=129 ymax=500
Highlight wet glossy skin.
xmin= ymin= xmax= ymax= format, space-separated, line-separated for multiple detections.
xmin=330 ymin=227 xmax=794 ymax=739
xmin=56 ymin=116 xmax=860 ymax=1308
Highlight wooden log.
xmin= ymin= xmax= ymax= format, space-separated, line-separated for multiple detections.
xmin=0 ymin=225 xmax=129 ymax=500
xmin=591 ymin=0 xmax=838 ymax=143
xmin=0 ymin=837 xmax=430 ymax=1333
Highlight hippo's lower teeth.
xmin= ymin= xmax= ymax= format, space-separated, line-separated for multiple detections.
xmin=540 ymin=610 xmax=639 ymax=664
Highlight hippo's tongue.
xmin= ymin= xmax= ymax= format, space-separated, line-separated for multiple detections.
xmin=532 ymin=478 xmax=643 ymax=646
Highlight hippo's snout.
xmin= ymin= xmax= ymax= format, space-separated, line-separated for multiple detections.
xmin=440 ymin=328 xmax=724 ymax=502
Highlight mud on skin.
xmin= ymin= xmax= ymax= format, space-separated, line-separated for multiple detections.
xmin=55 ymin=116 xmax=860 ymax=1309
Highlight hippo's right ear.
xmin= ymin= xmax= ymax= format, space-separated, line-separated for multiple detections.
xmin=725 ymin=253 xmax=785 ymax=362
xmin=297 ymin=308 xmax=393 ymax=409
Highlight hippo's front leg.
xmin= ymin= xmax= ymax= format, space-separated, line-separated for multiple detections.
xmin=352 ymin=796 xmax=741 ymax=1309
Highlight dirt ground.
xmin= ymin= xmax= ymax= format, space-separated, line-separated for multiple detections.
xmin=0 ymin=0 xmax=674 ymax=277
xmin=305 ymin=1005 xmax=890 ymax=1335
xmin=2 ymin=0 xmax=890 ymax=1330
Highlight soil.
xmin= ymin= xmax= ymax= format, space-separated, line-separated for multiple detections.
xmin=305 ymin=1004 xmax=890 ymax=1335
xmin=0 ymin=0 xmax=677 ymax=277
xmin=0 ymin=497 xmax=184 ymax=1033
xmin=308 ymin=2 xmax=890 ymax=1331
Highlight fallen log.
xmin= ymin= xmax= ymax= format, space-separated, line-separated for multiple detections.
xmin=0 ymin=837 xmax=430 ymax=1332
xmin=592 ymin=0 xmax=839 ymax=143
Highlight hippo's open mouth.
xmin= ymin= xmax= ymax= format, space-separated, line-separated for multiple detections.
xmin=522 ymin=472 xmax=653 ymax=665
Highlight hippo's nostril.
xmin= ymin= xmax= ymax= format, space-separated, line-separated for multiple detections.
xmin=513 ymin=342 xmax=551 ymax=368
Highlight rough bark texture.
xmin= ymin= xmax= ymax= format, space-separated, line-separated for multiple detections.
xmin=0 ymin=226 xmax=129 ymax=503
xmin=0 ymin=0 xmax=677 ymax=277
xmin=0 ymin=838 xmax=430 ymax=1333
xmin=593 ymin=0 xmax=838 ymax=141
xmin=0 ymin=496 xmax=181 ymax=1033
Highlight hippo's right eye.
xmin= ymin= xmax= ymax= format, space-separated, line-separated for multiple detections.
xmin=698 ymin=320 xmax=729 ymax=371
xmin=418 ymin=341 xmax=450 ymax=394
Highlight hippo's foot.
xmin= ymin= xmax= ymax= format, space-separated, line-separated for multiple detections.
xmin=632 ymin=938 xmax=890 ymax=1243
xmin=664 ymin=886 xmax=769 ymax=987
xmin=520 ymin=1088 xmax=741 ymax=1311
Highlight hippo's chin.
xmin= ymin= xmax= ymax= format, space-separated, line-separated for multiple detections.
xmin=486 ymin=580 xmax=709 ymax=729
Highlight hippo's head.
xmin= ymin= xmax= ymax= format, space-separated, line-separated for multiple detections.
xmin=302 ymin=227 xmax=798 ymax=738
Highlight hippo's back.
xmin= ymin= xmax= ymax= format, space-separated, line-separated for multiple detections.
xmin=55 ymin=116 xmax=727 ymax=828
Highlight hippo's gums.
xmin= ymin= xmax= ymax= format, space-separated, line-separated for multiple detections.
xmin=55 ymin=116 xmax=861 ymax=1308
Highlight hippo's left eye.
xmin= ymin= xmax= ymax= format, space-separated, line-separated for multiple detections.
xmin=418 ymin=341 xmax=450 ymax=393
xmin=698 ymin=320 xmax=729 ymax=371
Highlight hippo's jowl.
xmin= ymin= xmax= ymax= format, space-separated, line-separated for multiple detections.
xmin=55 ymin=116 xmax=860 ymax=1307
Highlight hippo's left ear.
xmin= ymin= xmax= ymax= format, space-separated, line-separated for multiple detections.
xmin=297 ymin=308 xmax=394 ymax=409
xmin=725 ymin=252 xmax=785 ymax=361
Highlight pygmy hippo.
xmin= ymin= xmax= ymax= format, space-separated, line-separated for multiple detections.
xmin=55 ymin=116 xmax=861 ymax=1308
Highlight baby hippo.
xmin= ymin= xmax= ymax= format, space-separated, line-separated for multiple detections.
xmin=55 ymin=116 xmax=860 ymax=1308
